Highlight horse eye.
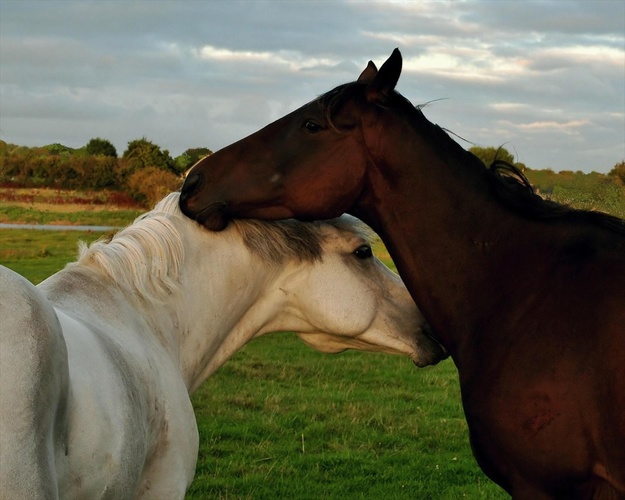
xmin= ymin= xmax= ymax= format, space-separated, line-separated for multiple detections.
xmin=303 ymin=120 xmax=322 ymax=133
xmin=353 ymin=245 xmax=373 ymax=259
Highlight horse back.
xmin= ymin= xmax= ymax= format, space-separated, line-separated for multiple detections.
xmin=0 ymin=265 xmax=69 ymax=499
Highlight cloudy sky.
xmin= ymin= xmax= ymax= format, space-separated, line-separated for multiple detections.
xmin=1 ymin=0 xmax=623 ymax=173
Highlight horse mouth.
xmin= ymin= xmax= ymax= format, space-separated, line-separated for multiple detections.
xmin=194 ymin=202 xmax=230 ymax=231
xmin=414 ymin=325 xmax=449 ymax=367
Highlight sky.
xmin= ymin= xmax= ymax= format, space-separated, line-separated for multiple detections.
xmin=1 ymin=0 xmax=624 ymax=173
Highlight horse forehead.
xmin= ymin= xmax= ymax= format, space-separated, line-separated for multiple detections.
xmin=319 ymin=223 xmax=366 ymax=251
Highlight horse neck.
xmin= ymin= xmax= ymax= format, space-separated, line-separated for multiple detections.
xmin=177 ymin=240 xmax=286 ymax=393
xmin=353 ymin=121 xmax=559 ymax=361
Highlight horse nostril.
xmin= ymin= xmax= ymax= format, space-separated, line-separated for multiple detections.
xmin=181 ymin=172 xmax=202 ymax=201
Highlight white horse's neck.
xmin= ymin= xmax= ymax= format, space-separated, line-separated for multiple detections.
xmin=176 ymin=231 xmax=287 ymax=393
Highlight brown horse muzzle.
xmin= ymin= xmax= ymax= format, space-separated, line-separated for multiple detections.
xmin=179 ymin=172 xmax=230 ymax=231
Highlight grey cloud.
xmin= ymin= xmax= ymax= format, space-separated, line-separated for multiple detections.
xmin=0 ymin=0 xmax=623 ymax=172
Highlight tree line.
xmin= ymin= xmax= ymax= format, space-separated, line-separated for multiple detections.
xmin=0 ymin=138 xmax=212 ymax=206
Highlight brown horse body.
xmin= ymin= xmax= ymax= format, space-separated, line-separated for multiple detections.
xmin=180 ymin=50 xmax=625 ymax=498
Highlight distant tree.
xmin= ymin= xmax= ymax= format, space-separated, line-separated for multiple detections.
xmin=608 ymin=161 xmax=625 ymax=186
xmin=68 ymin=155 xmax=118 ymax=189
xmin=122 ymin=137 xmax=175 ymax=173
xmin=44 ymin=143 xmax=74 ymax=156
xmin=117 ymin=137 xmax=176 ymax=186
xmin=469 ymin=146 xmax=515 ymax=167
xmin=174 ymin=147 xmax=213 ymax=175
xmin=85 ymin=137 xmax=117 ymax=158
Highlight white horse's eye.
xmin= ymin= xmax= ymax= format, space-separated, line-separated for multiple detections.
xmin=354 ymin=245 xmax=373 ymax=259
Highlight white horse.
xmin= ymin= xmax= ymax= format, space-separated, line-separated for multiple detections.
xmin=0 ymin=192 xmax=446 ymax=499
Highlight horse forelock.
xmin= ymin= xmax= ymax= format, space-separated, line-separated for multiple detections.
xmin=231 ymin=215 xmax=372 ymax=265
xmin=320 ymin=82 xmax=440 ymax=149
xmin=319 ymin=82 xmax=366 ymax=132
xmin=229 ymin=219 xmax=322 ymax=264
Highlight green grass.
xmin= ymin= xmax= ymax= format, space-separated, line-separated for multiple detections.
xmin=1 ymin=227 xmax=506 ymax=499
xmin=0 ymin=229 xmax=106 ymax=282
xmin=3 ymin=177 xmax=622 ymax=498
xmin=0 ymin=204 xmax=142 ymax=226
xmin=187 ymin=340 xmax=502 ymax=499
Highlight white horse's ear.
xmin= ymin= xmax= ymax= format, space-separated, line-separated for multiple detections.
xmin=365 ymin=48 xmax=402 ymax=103
xmin=357 ymin=60 xmax=378 ymax=82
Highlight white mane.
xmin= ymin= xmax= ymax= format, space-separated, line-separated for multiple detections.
xmin=75 ymin=193 xmax=186 ymax=305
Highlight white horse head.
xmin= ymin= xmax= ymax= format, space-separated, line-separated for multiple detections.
xmin=0 ymin=192 xmax=446 ymax=499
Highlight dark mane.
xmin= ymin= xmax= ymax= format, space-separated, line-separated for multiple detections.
xmin=486 ymin=160 xmax=625 ymax=235
xmin=320 ymin=82 xmax=367 ymax=132
xmin=232 ymin=216 xmax=371 ymax=265
xmin=319 ymin=82 xmax=625 ymax=236
xmin=232 ymin=218 xmax=324 ymax=264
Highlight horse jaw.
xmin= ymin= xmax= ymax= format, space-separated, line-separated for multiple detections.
xmin=192 ymin=201 xmax=230 ymax=231
xmin=295 ymin=325 xmax=448 ymax=368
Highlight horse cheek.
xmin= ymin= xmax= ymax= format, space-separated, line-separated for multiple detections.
xmin=294 ymin=153 xmax=364 ymax=218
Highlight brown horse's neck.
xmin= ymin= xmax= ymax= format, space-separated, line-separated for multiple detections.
xmin=351 ymin=126 xmax=558 ymax=363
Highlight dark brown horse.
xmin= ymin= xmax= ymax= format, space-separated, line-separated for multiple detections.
xmin=179 ymin=49 xmax=625 ymax=499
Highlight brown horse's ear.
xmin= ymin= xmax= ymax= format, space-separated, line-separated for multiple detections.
xmin=365 ymin=48 xmax=402 ymax=103
xmin=357 ymin=61 xmax=378 ymax=82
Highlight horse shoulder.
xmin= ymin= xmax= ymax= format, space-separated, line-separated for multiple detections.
xmin=461 ymin=250 xmax=625 ymax=495
xmin=50 ymin=299 xmax=197 ymax=497
xmin=0 ymin=265 xmax=69 ymax=498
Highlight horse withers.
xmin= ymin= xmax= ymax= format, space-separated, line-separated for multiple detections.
xmin=179 ymin=50 xmax=625 ymax=498
xmin=0 ymin=192 xmax=446 ymax=499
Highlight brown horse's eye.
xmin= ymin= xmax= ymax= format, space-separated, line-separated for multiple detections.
xmin=354 ymin=245 xmax=373 ymax=259
xmin=303 ymin=120 xmax=322 ymax=133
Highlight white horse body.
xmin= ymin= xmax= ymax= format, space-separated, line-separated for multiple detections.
xmin=0 ymin=193 xmax=445 ymax=499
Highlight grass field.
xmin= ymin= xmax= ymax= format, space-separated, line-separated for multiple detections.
xmin=2 ymin=171 xmax=623 ymax=498
xmin=0 ymin=186 xmax=144 ymax=227
xmin=0 ymin=222 xmax=507 ymax=499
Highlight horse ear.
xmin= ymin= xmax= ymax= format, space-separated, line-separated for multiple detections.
xmin=365 ymin=48 xmax=402 ymax=103
xmin=357 ymin=61 xmax=378 ymax=82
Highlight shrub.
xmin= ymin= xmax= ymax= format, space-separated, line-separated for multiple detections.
xmin=123 ymin=138 xmax=175 ymax=174
xmin=609 ymin=161 xmax=625 ymax=186
xmin=85 ymin=138 xmax=118 ymax=158
xmin=127 ymin=167 xmax=182 ymax=207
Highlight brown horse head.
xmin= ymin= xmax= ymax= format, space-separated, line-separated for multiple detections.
xmin=180 ymin=49 xmax=404 ymax=230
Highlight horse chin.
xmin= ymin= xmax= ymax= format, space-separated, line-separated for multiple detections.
xmin=195 ymin=202 xmax=230 ymax=231
xmin=412 ymin=326 xmax=450 ymax=367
